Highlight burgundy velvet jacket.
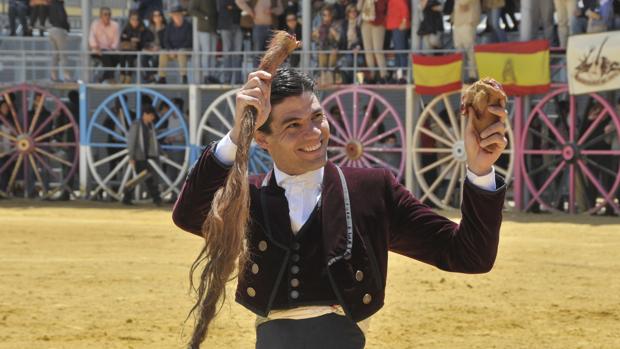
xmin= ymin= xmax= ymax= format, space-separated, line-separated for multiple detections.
xmin=172 ymin=144 xmax=506 ymax=322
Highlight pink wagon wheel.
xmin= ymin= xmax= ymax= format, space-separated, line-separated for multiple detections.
xmin=321 ymin=86 xmax=406 ymax=180
xmin=411 ymin=90 xmax=515 ymax=210
xmin=0 ymin=84 xmax=79 ymax=199
xmin=520 ymin=86 xmax=620 ymax=214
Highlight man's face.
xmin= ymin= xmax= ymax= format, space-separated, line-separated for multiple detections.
xmin=100 ymin=9 xmax=111 ymax=25
xmin=171 ymin=12 xmax=183 ymax=25
xmin=255 ymin=92 xmax=330 ymax=176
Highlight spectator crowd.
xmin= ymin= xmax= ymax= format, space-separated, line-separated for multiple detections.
xmin=3 ymin=0 xmax=620 ymax=84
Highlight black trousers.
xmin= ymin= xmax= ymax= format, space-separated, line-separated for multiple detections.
xmin=123 ymin=159 xmax=160 ymax=203
xmin=255 ymin=313 xmax=365 ymax=349
xmin=30 ymin=5 xmax=48 ymax=28
xmin=92 ymin=53 xmax=120 ymax=81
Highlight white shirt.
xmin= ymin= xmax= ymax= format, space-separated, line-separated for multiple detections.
xmin=214 ymin=131 xmax=496 ymax=331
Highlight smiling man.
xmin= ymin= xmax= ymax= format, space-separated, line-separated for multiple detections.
xmin=172 ymin=68 xmax=507 ymax=349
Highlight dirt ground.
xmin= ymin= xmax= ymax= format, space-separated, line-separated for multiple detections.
xmin=0 ymin=200 xmax=619 ymax=349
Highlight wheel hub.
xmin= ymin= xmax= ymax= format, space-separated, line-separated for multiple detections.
xmin=16 ymin=134 xmax=34 ymax=154
xmin=345 ymin=140 xmax=364 ymax=160
xmin=562 ymin=144 xmax=578 ymax=162
xmin=452 ymin=140 xmax=467 ymax=162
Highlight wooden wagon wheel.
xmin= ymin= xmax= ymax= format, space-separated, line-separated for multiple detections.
xmin=85 ymin=88 xmax=190 ymax=203
xmin=320 ymin=86 xmax=406 ymax=180
xmin=412 ymin=89 xmax=515 ymax=209
xmin=0 ymin=84 xmax=78 ymax=199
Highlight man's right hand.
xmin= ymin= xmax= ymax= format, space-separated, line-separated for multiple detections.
xmin=231 ymin=71 xmax=272 ymax=145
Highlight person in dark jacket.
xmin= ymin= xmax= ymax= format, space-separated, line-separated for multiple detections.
xmin=417 ymin=0 xmax=444 ymax=50
xmin=142 ymin=9 xmax=166 ymax=83
xmin=157 ymin=6 xmax=192 ymax=84
xmin=124 ymin=104 xmax=162 ymax=205
xmin=8 ymin=0 xmax=30 ymax=36
xmin=189 ymin=0 xmax=219 ymax=84
xmin=120 ymin=10 xmax=153 ymax=83
xmin=217 ymin=0 xmax=244 ymax=84
xmin=284 ymin=11 xmax=302 ymax=67
xmin=172 ymin=67 xmax=507 ymax=348
xmin=339 ymin=4 xmax=363 ymax=83
xmin=48 ymin=0 xmax=72 ymax=81
xmin=30 ymin=0 xmax=50 ymax=36
xmin=134 ymin=0 xmax=162 ymax=21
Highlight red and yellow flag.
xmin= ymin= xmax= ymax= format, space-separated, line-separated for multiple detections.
xmin=412 ymin=53 xmax=463 ymax=95
xmin=474 ymin=40 xmax=550 ymax=95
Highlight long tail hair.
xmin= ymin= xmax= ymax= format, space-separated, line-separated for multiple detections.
xmin=185 ymin=32 xmax=300 ymax=349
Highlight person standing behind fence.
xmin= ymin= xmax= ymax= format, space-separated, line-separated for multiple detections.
xmin=358 ymin=0 xmax=388 ymax=83
xmin=418 ymin=0 xmax=444 ymax=50
xmin=124 ymin=104 xmax=162 ymax=206
xmin=157 ymin=6 xmax=192 ymax=84
xmin=386 ymin=0 xmax=410 ymax=83
xmin=9 ymin=0 xmax=30 ymax=36
xmin=48 ymin=0 xmax=72 ymax=82
xmin=30 ymin=0 xmax=49 ymax=36
xmin=284 ymin=11 xmax=302 ymax=67
xmin=89 ymin=7 xmax=120 ymax=84
xmin=312 ymin=4 xmax=342 ymax=85
xmin=120 ymin=10 xmax=151 ymax=84
xmin=142 ymin=10 xmax=166 ymax=83
xmin=585 ymin=0 xmax=614 ymax=33
xmin=189 ymin=0 xmax=219 ymax=84
xmin=218 ymin=0 xmax=244 ymax=84
xmin=338 ymin=4 xmax=363 ymax=83
xmin=453 ymin=0 xmax=480 ymax=82
xmin=235 ymin=0 xmax=284 ymax=59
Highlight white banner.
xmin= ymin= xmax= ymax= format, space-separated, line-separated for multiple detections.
xmin=567 ymin=31 xmax=620 ymax=95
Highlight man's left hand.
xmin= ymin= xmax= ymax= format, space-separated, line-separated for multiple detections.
xmin=464 ymin=105 xmax=508 ymax=176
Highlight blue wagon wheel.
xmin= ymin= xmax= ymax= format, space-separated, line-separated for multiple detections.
xmin=0 ymin=84 xmax=79 ymax=199
xmin=197 ymin=89 xmax=272 ymax=174
xmin=85 ymin=88 xmax=190 ymax=202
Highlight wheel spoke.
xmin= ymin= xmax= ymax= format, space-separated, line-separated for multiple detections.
xmin=427 ymin=107 xmax=457 ymax=143
xmin=528 ymin=127 xmax=562 ymax=148
xmin=161 ymin=144 xmax=187 ymax=151
xmin=577 ymin=159 xmax=618 ymax=210
xmin=147 ymin=159 xmax=176 ymax=191
xmin=522 ymin=149 xmax=562 ymax=155
xmin=102 ymin=106 xmax=129 ymax=135
xmin=32 ymin=106 xmax=61 ymax=138
xmin=35 ymin=147 xmax=72 ymax=167
xmin=226 ymin=95 xmax=237 ymax=120
xmin=0 ymin=152 xmax=18 ymax=174
xmin=581 ymin=149 xmax=620 ymax=155
xmin=417 ymin=127 xmax=454 ymax=148
xmin=356 ymin=96 xmax=376 ymax=139
xmin=202 ymin=124 xmax=226 ymax=139
xmin=569 ymin=163 xmax=575 ymax=214
xmin=328 ymin=134 xmax=347 ymax=146
xmin=359 ymin=156 xmax=373 ymax=168
xmin=155 ymin=108 xmax=175 ymax=130
xmin=352 ymin=89 xmax=359 ymax=137
xmin=0 ymin=130 xmax=17 ymax=142
xmin=577 ymin=108 xmax=608 ymax=145
xmin=443 ymin=94 xmax=460 ymax=139
xmin=364 ymin=147 xmax=403 ymax=153
xmin=418 ymin=155 xmax=453 ymax=175
xmin=580 ymin=133 xmax=614 ymax=151
xmin=212 ymin=107 xmax=233 ymax=130
xmin=7 ymin=154 xmax=24 ymax=191
xmin=359 ymin=109 xmax=390 ymax=143
xmin=421 ymin=160 xmax=456 ymax=202
xmin=27 ymin=154 xmax=46 ymax=195
xmin=89 ymin=143 xmax=127 ymax=148
xmin=582 ymin=156 xmax=617 ymax=179
xmin=117 ymin=95 xmax=133 ymax=124
xmin=99 ymin=156 xmax=129 ymax=187
xmin=328 ymin=151 xmax=347 ymax=163
xmin=412 ymin=148 xmax=453 ymax=153
xmin=28 ymin=93 xmax=46 ymax=134
xmin=159 ymin=155 xmax=184 ymax=171
xmin=534 ymin=111 xmax=566 ymax=144
xmin=363 ymin=152 xmax=400 ymax=174
xmin=0 ymin=114 xmax=19 ymax=135
xmin=362 ymin=127 xmax=399 ymax=147
xmin=116 ymin=165 xmax=133 ymax=196
xmin=156 ymin=126 xmax=184 ymax=141
xmin=337 ymin=155 xmax=348 ymax=166
xmin=335 ymin=95 xmax=354 ymax=139
xmin=442 ymin=161 xmax=461 ymax=205
xmin=33 ymin=123 xmax=74 ymax=142
xmin=526 ymin=161 xmax=566 ymax=208
xmin=36 ymin=142 xmax=78 ymax=148
xmin=525 ymin=157 xmax=562 ymax=177
xmin=32 ymin=152 xmax=63 ymax=183
xmin=3 ymin=92 xmax=23 ymax=134
xmin=93 ymin=149 xmax=129 ymax=167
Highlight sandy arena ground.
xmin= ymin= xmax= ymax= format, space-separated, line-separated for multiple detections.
xmin=0 ymin=200 xmax=619 ymax=349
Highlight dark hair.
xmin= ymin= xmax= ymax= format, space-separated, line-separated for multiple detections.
xmin=142 ymin=104 xmax=156 ymax=116
xmin=149 ymin=9 xmax=167 ymax=27
xmin=172 ymin=97 xmax=185 ymax=111
xmin=257 ymin=67 xmax=316 ymax=134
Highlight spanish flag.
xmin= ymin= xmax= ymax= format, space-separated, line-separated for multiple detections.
xmin=475 ymin=40 xmax=550 ymax=96
xmin=412 ymin=53 xmax=463 ymax=95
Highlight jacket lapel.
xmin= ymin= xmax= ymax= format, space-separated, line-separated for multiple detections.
xmin=321 ymin=161 xmax=349 ymax=264
xmin=259 ymin=172 xmax=293 ymax=248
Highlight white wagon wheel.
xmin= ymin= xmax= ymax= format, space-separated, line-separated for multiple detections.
xmin=412 ymin=89 xmax=514 ymax=209
xmin=86 ymin=88 xmax=190 ymax=202
xmin=197 ymin=89 xmax=272 ymax=174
